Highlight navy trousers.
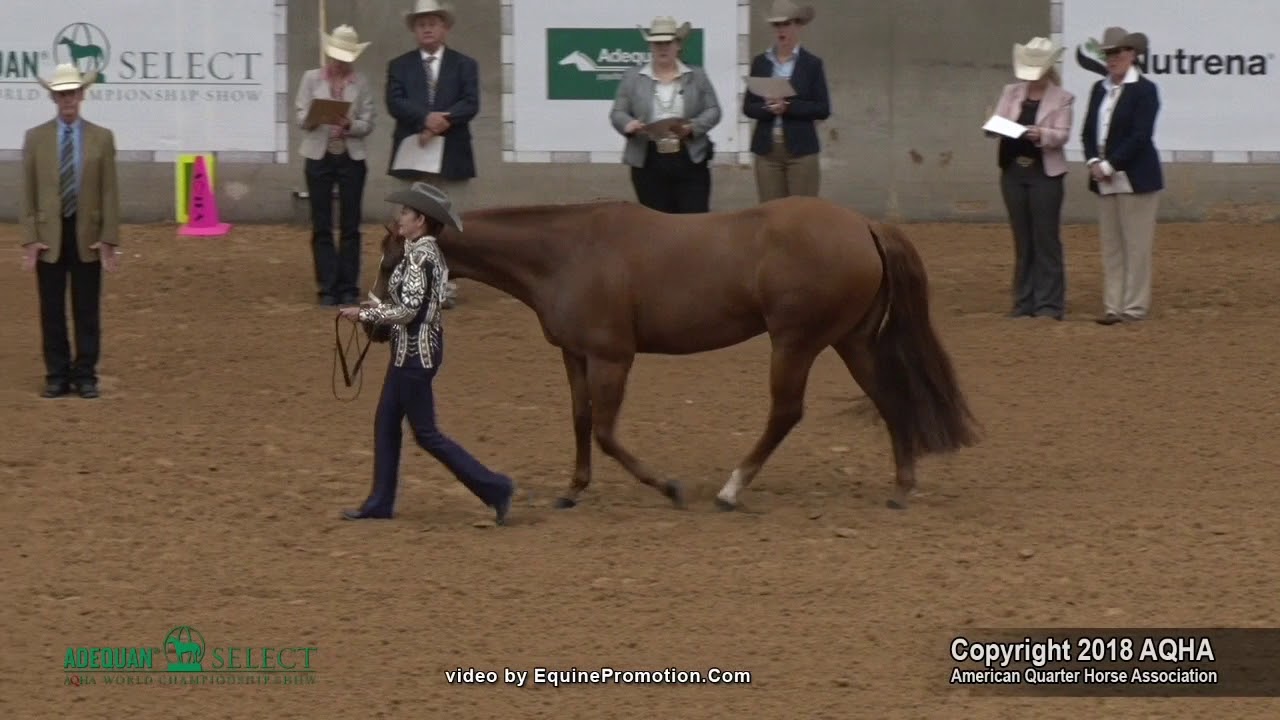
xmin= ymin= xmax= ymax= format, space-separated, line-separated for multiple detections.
xmin=362 ymin=352 xmax=513 ymax=516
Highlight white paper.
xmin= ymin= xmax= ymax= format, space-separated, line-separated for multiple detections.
xmin=982 ymin=114 xmax=1027 ymax=139
xmin=391 ymin=133 xmax=443 ymax=174
xmin=1098 ymin=170 xmax=1135 ymax=195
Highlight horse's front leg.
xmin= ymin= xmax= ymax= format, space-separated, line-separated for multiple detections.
xmin=583 ymin=354 xmax=684 ymax=509
xmin=555 ymin=350 xmax=593 ymax=509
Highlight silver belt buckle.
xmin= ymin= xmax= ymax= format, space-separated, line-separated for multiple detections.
xmin=1015 ymin=156 xmax=1035 ymax=168
xmin=655 ymin=136 xmax=681 ymax=154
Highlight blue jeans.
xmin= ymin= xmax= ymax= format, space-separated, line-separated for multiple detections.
xmin=362 ymin=354 xmax=513 ymax=515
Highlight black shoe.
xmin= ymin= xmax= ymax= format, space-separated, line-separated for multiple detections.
xmin=41 ymin=382 xmax=70 ymax=398
xmin=492 ymin=483 xmax=515 ymax=526
xmin=341 ymin=507 xmax=391 ymax=520
xmin=77 ymin=382 xmax=99 ymax=399
xmin=1095 ymin=313 xmax=1122 ymax=325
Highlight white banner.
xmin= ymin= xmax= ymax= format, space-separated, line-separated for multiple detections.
xmin=0 ymin=0 xmax=285 ymax=160
xmin=1057 ymin=0 xmax=1280 ymax=161
xmin=505 ymin=0 xmax=749 ymax=164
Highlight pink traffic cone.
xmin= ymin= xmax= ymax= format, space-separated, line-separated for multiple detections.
xmin=178 ymin=155 xmax=231 ymax=236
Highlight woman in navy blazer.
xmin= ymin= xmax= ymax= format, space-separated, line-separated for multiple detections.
xmin=1080 ymin=27 xmax=1163 ymax=325
xmin=742 ymin=0 xmax=830 ymax=202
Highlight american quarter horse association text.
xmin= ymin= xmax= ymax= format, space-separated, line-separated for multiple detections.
xmin=366 ymin=196 xmax=981 ymax=512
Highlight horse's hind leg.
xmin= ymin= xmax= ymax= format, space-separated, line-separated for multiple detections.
xmin=554 ymin=350 xmax=594 ymax=509
xmin=581 ymin=355 xmax=684 ymax=508
xmin=831 ymin=332 xmax=916 ymax=509
xmin=716 ymin=343 xmax=819 ymax=511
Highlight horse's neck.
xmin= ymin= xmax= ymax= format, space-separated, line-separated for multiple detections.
xmin=440 ymin=216 xmax=561 ymax=308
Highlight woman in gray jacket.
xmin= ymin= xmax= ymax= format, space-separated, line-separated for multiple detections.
xmin=609 ymin=17 xmax=722 ymax=213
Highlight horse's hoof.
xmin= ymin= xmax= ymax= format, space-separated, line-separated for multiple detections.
xmin=553 ymin=497 xmax=578 ymax=509
xmin=663 ymin=480 xmax=685 ymax=509
xmin=714 ymin=497 xmax=737 ymax=512
xmin=886 ymin=498 xmax=907 ymax=510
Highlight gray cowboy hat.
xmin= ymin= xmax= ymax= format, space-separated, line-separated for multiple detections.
xmin=765 ymin=0 xmax=816 ymax=25
xmin=385 ymin=182 xmax=464 ymax=232
xmin=1099 ymin=26 xmax=1148 ymax=52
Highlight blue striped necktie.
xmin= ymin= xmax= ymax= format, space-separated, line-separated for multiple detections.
xmin=59 ymin=125 xmax=76 ymax=217
xmin=423 ymin=56 xmax=436 ymax=108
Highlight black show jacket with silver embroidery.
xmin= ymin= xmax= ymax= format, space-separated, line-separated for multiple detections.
xmin=358 ymin=235 xmax=449 ymax=369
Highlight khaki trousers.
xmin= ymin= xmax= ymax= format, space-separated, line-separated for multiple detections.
xmin=754 ymin=129 xmax=820 ymax=202
xmin=1097 ymin=191 xmax=1160 ymax=319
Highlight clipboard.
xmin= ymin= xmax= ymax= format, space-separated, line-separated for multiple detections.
xmin=1097 ymin=170 xmax=1134 ymax=195
xmin=641 ymin=118 xmax=688 ymax=136
xmin=304 ymin=98 xmax=351 ymax=127
xmin=745 ymin=76 xmax=796 ymax=98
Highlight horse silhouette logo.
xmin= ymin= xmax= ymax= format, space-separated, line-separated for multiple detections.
xmin=557 ymin=50 xmax=632 ymax=75
xmin=52 ymin=22 xmax=111 ymax=82
xmin=163 ymin=626 xmax=206 ymax=672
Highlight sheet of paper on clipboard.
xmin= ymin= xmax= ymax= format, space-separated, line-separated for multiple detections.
xmin=304 ymin=98 xmax=351 ymax=127
xmin=745 ymin=76 xmax=796 ymax=98
xmin=981 ymin=114 xmax=1027 ymax=139
xmin=391 ymin=133 xmax=443 ymax=174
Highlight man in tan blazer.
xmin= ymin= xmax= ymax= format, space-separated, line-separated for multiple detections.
xmin=21 ymin=63 xmax=120 ymax=399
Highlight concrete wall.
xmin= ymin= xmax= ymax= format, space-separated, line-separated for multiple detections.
xmin=3 ymin=0 xmax=1277 ymax=224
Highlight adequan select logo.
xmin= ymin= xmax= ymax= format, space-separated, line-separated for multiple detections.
xmin=1075 ymin=36 xmax=1273 ymax=76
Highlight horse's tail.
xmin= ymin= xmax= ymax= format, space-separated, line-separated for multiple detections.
xmin=865 ymin=222 xmax=980 ymax=460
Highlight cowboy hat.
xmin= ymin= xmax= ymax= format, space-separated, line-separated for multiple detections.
xmin=1012 ymin=37 xmax=1064 ymax=81
xmin=639 ymin=16 xmax=691 ymax=43
xmin=37 ymin=63 xmax=97 ymax=92
xmin=385 ymin=182 xmax=464 ymax=232
xmin=404 ymin=0 xmax=455 ymax=29
xmin=765 ymin=0 xmax=816 ymax=25
xmin=321 ymin=24 xmax=370 ymax=63
xmin=1098 ymin=26 xmax=1148 ymax=52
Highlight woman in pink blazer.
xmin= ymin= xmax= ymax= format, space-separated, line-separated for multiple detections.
xmin=988 ymin=37 xmax=1075 ymax=320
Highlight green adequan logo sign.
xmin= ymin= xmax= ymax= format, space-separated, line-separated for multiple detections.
xmin=546 ymin=28 xmax=705 ymax=100
xmin=63 ymin=625 xmax=319 ymax=687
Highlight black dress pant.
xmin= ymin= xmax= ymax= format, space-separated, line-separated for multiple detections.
xmin=629 ymin=143 xmax=711 ymax=214
xmin=305 ymin=152 xmax=367 ymax=303
xmin=37 ymin=215 xmax=102 ymax=386
xmin=1000 ymin=160 xmax=1066 ymax=318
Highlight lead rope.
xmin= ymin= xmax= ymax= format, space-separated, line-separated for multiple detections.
xmin=332 ymin=314 xmax=373 ymax=402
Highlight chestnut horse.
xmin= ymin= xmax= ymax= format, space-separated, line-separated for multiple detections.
xmin=367 ymin=196 xmax=979 ymax=512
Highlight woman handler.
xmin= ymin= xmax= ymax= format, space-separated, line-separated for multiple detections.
xmin=337 ymin=182 xmax=515 ymax=524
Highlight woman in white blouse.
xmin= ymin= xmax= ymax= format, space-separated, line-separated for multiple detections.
xmin=609 ymin=17 xmax=722 ymax=213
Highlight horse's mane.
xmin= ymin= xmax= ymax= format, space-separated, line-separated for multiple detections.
xmin=463 ymin=198 xmax=633 ymax=222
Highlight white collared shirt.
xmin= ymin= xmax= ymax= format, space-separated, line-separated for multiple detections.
xmin=1089 ymin=65 xmax=1141 ymax=176
xmin=639 ymin=60 xmax=691 ymax=121
xmin=766 ymin=44 xmax=800 ymax=130
xmin=419 ymin=46 xmax=444 ymax=65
